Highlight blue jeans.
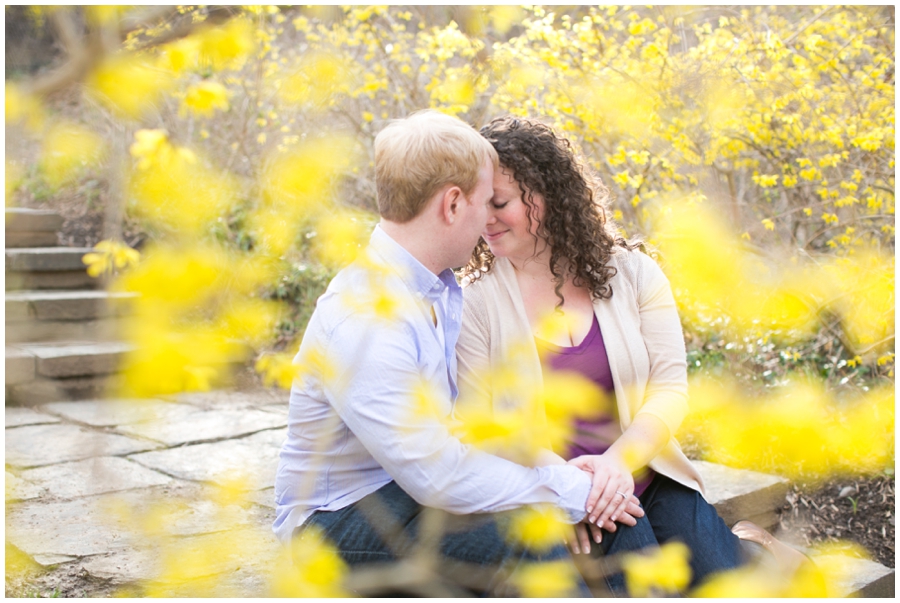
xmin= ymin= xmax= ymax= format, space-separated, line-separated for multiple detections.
xmin=591 ymin=474 xmax=747 ymax=595
xmin=299 ymin=481 xmax=592 ymax=597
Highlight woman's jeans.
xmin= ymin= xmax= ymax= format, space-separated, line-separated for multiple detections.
xmin=591 ymin=474 xmax=747 ymax=595
xmin=299 ymin=480 xmax=591 ymax=597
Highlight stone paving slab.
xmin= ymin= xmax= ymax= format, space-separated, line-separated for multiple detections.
xmin=18 ymin=457 xmax=174 ymax=500
xmin=171 ymin=387 xmax=287 ymax=410
xmin=6 ymin=247 xmax=95 ymax=272
xmin=40 ymin=398 xmax=184 ymax=427
xmin=247 ymin=487 xmax=276 ymax=510
xmin=6 ymin=471 xmax=48 ymax=501
xmin=128 ymin=428 xmax=286 ymax=491
xmin=115 ymin=406 xmax=288 ymax=446
xmin=5 ymin=406 xmax=61 ymax=427
xmin=6 ymin=423 xmax=159 ymax=468
xmin=6 ymin=495 xmax=144 ymax=563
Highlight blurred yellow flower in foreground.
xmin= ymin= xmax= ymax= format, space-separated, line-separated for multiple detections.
xmin=5 ymin=84 xmax=45 ymax=131
xmin=196 ymin=18 xmax=256 ymax=71
xmin=270 ymin=526 xmax=348 ymax=597
xmin=507 ymin=505 xmax=569 ymax=551
xmin=263 ymin=135 xmax=359 ymax=219
xmin=621 ymin=541 xmax=692 ymax=597
xmin=279 ymin=50 xmax=359 ymax=109
xmin=687 ymin=377 xmax=894 ymax=478
xmin=182 ymin=81 xmax=230 ymax=116
xmin=511 ymin=560 xmax=579 ymax=597
xmin=537 ymin=370 xmax=610 ymax=450
xmin=82 ymin=239 xmax=140 ymax=278
xmin=39 ymin=121 xmax=106 ymax=189
xmin=127 ymin=130 xmax=237 ymax=235
xmin=255 ymin=352 xmax=300 ymax=390
xmin=313 ymin=209 xmax=373 ymax=269
xmin=86 ymin=54 xmax=174 ymax=119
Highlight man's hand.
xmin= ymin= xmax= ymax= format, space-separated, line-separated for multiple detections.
xmin=568 ymin=453 xmax=636 ymax=529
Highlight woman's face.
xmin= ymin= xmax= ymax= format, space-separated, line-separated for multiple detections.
xmin=483 ymin=166 xmax=547 ymax=264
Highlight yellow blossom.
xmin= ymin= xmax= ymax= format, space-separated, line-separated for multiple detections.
xmin=86 ymin=53 xmax=174 ymax=119
xmin=270 ymin=526 xmax=348 ymax=597
xmin=622 ymin=541 xmax=692 ymax=597
xmin=512 ymin=560 xmax=579 ymax=597
xmin=39 ymin=121 xmax=106 ymax=188
xmin=82 ymin=239 xmax=141 ymax=278
xmin=761 ymin=218 xmax=775 ymax=231
xmin=182 ymin=81 xmax=230 ymax=116
xmin=255 ymin=352 xmax=301 ymax=389
xmin=507 ymin=505 xmax=569 ymax=551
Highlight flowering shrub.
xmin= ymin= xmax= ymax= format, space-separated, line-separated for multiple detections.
xmin=5 ymin=5 xmax=893 ymax=597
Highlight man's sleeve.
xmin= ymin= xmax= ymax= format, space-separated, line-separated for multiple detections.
xmin=320 ymin=315 xmax=591 ymax=523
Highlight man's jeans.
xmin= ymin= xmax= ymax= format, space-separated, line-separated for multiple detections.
xmin=298 ymin=481 xmax=591 ymax=597
xmin=591 ymin=474 xmax=747 ymax=595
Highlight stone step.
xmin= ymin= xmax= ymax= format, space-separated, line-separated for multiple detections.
xmin=694 ymin=460 xmax=789 ymax=530
xmin=6 ymin=290 xmax=137 ymax=344
xmin=6 ymin=247 xmax=98 ymax=290
xmin=5 ymin=208 xmax=64 ymax=239
xmin=6 ymin=247 xmax=95 ymax=272
xmin=6 ymin=290 xmax=136 ymax=321
xmin=6 ymin=374 xmax=123 ymax=407
xmin=5 ymin=342 xmax=134 ymax=395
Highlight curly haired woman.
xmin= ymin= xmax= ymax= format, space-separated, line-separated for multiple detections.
xmin=456 ymin=115 xmax=808 ymax=594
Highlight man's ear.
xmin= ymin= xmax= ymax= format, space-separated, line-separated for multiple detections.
xmin=441 ymin=185 xmax=463 ymax=225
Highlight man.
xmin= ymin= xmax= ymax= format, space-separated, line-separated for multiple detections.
xmin=274 ymin=111 xmax=601 ymax=596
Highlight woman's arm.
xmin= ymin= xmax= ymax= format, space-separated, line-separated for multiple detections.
xmin=570 ymin=251 xmax=688 ymax=527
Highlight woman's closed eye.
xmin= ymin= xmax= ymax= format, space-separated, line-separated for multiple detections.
xmin=491 ymin=200 xmax=509 ymax=209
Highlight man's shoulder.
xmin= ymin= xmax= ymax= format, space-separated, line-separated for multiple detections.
xmin=314 ymin=259 xmax=421 ymax=336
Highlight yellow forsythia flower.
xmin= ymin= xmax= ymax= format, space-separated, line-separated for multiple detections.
xmin=622 ymin=541 xmax=692 ymax=597
xmin=507 ymin=505 xmax=569 ymax=551
xmin=38 ymin=121 xmax=106 ymax=189
xmin=269 ymin=526 xmax=348 ymax=597
xmin=182 ymin=81 xmax=230 ymax=116
xmin=761 ymin=218 xmax=775 ymax=231
xmin=511 ymin=560 xmax=579 ymax=597
xmin=255 ymin=352 xmax=301 ymax=389
xmin=87 ymin=54 xmax=174 ymax=119
xmin=82 ymin=239 xmax=141 ymax=278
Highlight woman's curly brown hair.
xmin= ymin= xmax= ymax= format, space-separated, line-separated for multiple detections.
xmin=462 ymin=115 xmax=641 ymax=303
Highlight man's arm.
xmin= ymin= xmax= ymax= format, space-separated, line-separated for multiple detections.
xmin=320 ymin=315 xmax=592 ymax=524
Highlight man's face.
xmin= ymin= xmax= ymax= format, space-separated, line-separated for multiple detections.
xmin=452 ymin=156 xmax=494 ymax=267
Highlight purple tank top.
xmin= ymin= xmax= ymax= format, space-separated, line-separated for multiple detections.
xmin=535 ymin=314 xmax=655 ymax=497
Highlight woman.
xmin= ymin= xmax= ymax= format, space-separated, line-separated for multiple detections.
xmin=456 ymin=116 xmax=805 ymax=594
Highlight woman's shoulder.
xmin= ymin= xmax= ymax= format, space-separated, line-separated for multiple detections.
xmin=608 ymin=245 xmax=666 ymax=293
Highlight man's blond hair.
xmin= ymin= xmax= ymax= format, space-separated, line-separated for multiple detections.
xmin=374 ymin=110 xmax=498 ymax=223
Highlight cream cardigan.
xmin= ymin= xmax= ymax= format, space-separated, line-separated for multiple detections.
xmin=456 ymin=248 xmax=705 ymax=496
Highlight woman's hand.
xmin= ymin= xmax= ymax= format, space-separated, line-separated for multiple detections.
xmin=568 ymin=454 xmax=636 ymax=529
xmin=568 ymin=495 xmax=643 ymax=554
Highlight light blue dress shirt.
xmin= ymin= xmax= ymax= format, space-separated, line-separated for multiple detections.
xmin=273 ymin=226 xmax=591 ymax=543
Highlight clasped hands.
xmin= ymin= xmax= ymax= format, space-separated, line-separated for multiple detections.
xmin=567 ymin=453 xmax=643 ymax=555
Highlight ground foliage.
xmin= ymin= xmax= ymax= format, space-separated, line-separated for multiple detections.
xmin=5 ymin=5 xmax=895 ymax=597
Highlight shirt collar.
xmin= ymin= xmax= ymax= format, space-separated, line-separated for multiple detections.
xmin=368 ymin=225 xmax=458 ymax=304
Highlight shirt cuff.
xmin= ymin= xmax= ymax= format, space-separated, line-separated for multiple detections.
xmin=540 ymin=464 xmax=592 ymax=524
